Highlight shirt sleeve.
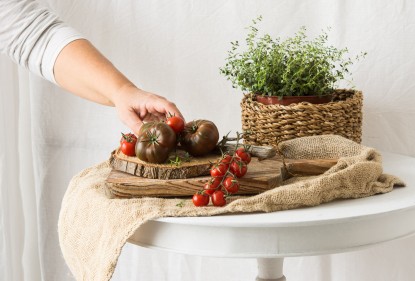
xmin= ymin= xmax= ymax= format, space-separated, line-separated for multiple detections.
xmin=0 ymin=0 xmax=85 ymax=84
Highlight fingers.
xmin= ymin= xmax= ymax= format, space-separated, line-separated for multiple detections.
xmin=142 ymin=113 xmax=165 ymax=122
xmin=123 ymin=110 xmax=144 ymax=136
xmin=125 ymin=111 xmax=165 ymax=136
xmin=122 ymin=109 xmax=170 ymax=136
xmin=114 ymin=86 xmax=185 ymax=135
xmin=164 ymin=101 xmax=184 ymax=120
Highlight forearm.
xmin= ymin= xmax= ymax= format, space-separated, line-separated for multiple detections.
xmin=54 ymin=38 xmax=183 ymax=135
xmin=54 ymin=39 xmax=134 ymax=106
xmin=1 ymin=0 xmax=183 ymax=135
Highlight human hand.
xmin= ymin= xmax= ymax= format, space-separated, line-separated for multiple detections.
xmin=113 ymin=83 xmax=184 ymax=136
xmin=53 ymin=39 xmax=183 ymax=135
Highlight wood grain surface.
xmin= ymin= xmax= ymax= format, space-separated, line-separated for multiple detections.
xmin=109 ymin=148 xmax=219 ymax=180
xmin=107 ymin=147 xmax=338 ymax=198
xmin=106 ymin=156 xmax=285 ymax=198
xmin=109 ymin=144 xmax=277 ymax=180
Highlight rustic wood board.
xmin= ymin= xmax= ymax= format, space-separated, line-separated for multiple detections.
xmin=109 ymin=148 xmax=221 ymax=180
xmin=106 ymin=156 xmax=285 ymax=198
xmin=109 ymin=143 xmax=278 ymax=180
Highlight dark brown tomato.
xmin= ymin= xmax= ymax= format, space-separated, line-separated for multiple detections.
xmin=180 ymin=120 xmax=219 ymax=156
xmin=135 ymin=122 xmax=177 ymax=164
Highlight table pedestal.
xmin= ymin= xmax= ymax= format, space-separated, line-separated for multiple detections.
xmin=256 ymin=258 xmax=286 ymax=281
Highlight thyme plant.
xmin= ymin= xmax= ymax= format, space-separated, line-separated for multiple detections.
xmin=220 ymin=16 xmax=366 ymax=97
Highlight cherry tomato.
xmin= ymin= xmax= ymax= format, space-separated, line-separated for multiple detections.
xmin=211 ymin=190 xmax=226 ymax=207
xmin=210 ymin=162 xmax=229 ymax=178
xmin=120 ymin=133 xmax=136 ymax=144
xmin=192 ymin=193 xmax=210 ymax=207
xmin=203 ymin=183 xmax=214 ymax=196
xmin=235 ymin=147 xmax=251 ymax=164
xmin=220 ymin=154 xmax=233 ymax=165
xmin=209 ymin=177 xmax=222 ymax=189
xmin=166 ymin=116 xmax=185 ymax=134
xmin=230 ymin=160 xmax=248 ymax=178
xmin=203 ymin=177 xmax=222 ymax=195
xmin=223 ymin=176 xmax=239 ymax=194
xmin=120 ymin=132 xmax=137 ymax=156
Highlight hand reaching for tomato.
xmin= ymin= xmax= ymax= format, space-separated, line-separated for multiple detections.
xmin=113 ymin=86 xmax=184 ymax=137
xmin=119 ymin=114 xmax=184 ymax=159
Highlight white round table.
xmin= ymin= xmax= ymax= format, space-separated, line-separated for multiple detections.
xmin=128 ymin=152 xmax=415 ymax=280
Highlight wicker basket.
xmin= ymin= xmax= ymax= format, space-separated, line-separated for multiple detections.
xmin=241 ymin=89 xmax=363 ymax=147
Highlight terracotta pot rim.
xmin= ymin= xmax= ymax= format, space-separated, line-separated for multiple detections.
xmin=254 ymin=93 xmax=334 ymax=106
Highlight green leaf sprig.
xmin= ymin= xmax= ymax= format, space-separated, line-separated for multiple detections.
xmin=220 ymin=16 xmax=366 ymax=97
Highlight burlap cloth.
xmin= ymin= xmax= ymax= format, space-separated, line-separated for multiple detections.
xmin=58 ymin=135 xmax=404 ymax=281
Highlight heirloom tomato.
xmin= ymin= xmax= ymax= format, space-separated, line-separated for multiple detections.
xmin=180 ymin=120 xmax=219 ymax=156
xmin=135 ymin=122 xmax=176 ymax=164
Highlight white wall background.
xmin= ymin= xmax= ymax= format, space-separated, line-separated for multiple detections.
xmin=1 ymin=0 xmax=415 ymax=280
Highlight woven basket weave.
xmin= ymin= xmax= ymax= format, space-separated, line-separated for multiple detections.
xmin=241 ymin=89 xmax=363 ymax=147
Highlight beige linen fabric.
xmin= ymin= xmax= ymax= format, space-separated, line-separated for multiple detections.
xmin=58 ymin=135 xmax=404 ymax=281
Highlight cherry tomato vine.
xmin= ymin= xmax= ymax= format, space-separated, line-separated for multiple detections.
xmin=192 ymin=133 xmax=252 ymax=207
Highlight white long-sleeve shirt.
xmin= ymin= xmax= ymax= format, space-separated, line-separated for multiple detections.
xmin=0 ymin=0 xmax=84 ymax=83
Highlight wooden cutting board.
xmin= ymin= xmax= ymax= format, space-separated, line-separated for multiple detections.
xmin=106 ymin=156 xmax=285 ymax=198
xmin=109 ymin=143 xmax=278 ymax=180
xmin=106 ymin=145 xmax=338 ymax=198
xmin=106 ymin=158 xmax=339 ymax=198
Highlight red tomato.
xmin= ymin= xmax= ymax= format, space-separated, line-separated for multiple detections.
xmin=203 ymin=183 xmax=215 ymax=196
xmin=120 ymin=132 xmax=137 ymax=156
xmin=203 ymin=177 xmax=222 ymax=195
xmin=192 ymin=193 xmax=210 ymax=207
xmin=120 ymin=133 xmax=136 ymax=144
xmin=211 ymin=190 xmax=226 ymax=207
xmin=209 ymin=177 xmax=222 ymax=189
xmin=230 ymin=160 xmax=248 ymax=178
xmin=166 ymin=116 xmax=185 ymax=134
xmin=223 ymin=176 xmax=239 ymax=194
xmin=210 ymin=162 xmax=229 ymax=178
xmin=235 ymin=147 xmax=251 ymax=164
xmin=220 ymin=154 xmax=233 ymax=165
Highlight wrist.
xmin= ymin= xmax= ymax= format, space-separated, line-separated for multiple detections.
xmin=110 ymin=82 xmax=140 ymax=107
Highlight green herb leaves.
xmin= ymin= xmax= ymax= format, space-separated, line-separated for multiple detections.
xmin=220 ymin=16 xmax=366 ymax=97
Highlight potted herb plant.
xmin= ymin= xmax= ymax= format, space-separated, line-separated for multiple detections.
xmin=219 ymin=16 xmax=366 ymax=145
xmin=220 ymin=16 xmax=366 ymax=105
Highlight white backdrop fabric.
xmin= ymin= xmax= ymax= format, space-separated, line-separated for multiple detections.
xmin=1 ymin=0 xmax=415 ymax=280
